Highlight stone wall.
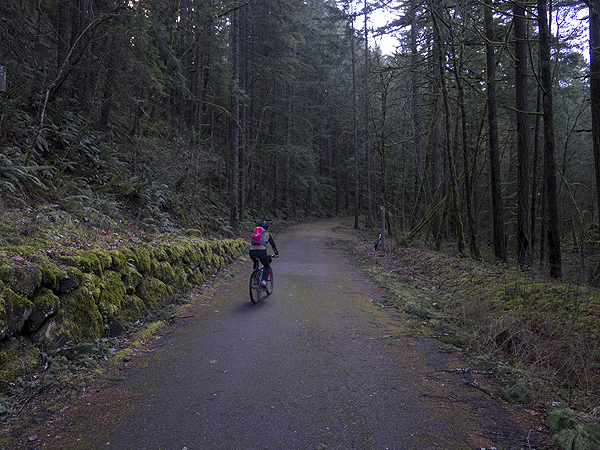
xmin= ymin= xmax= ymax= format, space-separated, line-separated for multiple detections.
xmin=0 ymin=236 xmax=249 ymax=386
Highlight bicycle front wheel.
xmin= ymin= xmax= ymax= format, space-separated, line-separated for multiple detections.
xmin=249 ymin=270 xmax=262 ymax=304
xmin=265 ymin=267 xmax=273 ymax=295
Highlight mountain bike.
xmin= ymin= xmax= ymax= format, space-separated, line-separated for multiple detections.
xmin=249 ymin=255 xmax=278 ymax=304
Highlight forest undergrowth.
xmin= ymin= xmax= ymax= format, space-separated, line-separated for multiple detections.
xmin=332 ymin=223 xmax=600 ymax=450
xmin=2 ymin=204 xmax=600 ymax=449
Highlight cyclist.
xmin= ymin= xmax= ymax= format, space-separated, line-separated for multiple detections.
xmin=249 ymin=220 xmax=278 ymax=287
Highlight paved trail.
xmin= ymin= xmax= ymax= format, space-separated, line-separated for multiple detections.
xmin=95 ymin=220 xmax=535 ymax=450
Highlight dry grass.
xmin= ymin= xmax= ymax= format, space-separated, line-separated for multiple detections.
xmin=333 ymin=223 xmax=600 ymax=418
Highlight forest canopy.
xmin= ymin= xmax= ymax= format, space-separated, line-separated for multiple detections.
xmin=0 ymin=0 xmax=597 ymax=279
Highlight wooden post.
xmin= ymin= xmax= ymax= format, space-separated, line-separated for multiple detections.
xmin=0 ymin=66 xmax=5 ymax=92
xmin=380 ymin=206 xmax=385 ymax=249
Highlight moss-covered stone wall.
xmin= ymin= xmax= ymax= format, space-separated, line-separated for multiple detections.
xmin=0 ymin=236 xmax=248 ymax=386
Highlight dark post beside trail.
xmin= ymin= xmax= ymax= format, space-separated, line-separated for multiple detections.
xmin=375 ymin=206 xmax=385 ymax=250
xmin=0 ymin=66 xmax=5 ymax=92
xmin=380 ymin=206 xmax=385 ymax=249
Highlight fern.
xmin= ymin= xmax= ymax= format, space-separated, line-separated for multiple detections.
xmin=548 ymin=407 xmax=600 ymax=450
xmin=0 ymin=149 xmax=49 ymax=195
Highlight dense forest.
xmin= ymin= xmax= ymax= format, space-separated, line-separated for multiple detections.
xmin=0 ymin=0 xmax=596 ymax=279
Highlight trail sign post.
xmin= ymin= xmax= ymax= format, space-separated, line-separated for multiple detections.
xmin=0 ymin=66 xmax=5 ymax=92
xmin=380 ymin=206 xmax=385 ymax=249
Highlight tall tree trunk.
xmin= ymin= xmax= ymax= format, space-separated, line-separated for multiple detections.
xmin=514 ymin=0 xmax=532 ymax=266
xmin=539 ymin=0 xmax=561 ymax=277
xmin=429 ymin=0 xmax=443 ymax=241
xmin=409 ymin=0 xmax=424 ymax=229
xmin=485 ymin=0 xmax=506 ymax=262
xmin=239 ymin=3 xmax=249 ymax=223
xmin=284 ymin=81 xmax=293 ymax=210
xmin=57 ymin=2 xmax=71 ymax=70
xmin=588 ymin=0 xmax=600 ymax=233
xmin=99 ymin=43 xmax=116 ymax=131
xmin=350 ymin=15 xmax=360 ymax=229
xmin=431 ymin=1 xmax=464 ymax=254
xmin=364 ymin=0 xmax=373 ymax=227
xmin=230 ymin=7 xmax=240 ymax=229
xmin=452 ymin=14 xmax=479 ymax=258
xmin=532 ymin=84 xmax=542 ymax=261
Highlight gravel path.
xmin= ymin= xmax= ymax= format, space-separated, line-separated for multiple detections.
xmin=92 ymin=219 xmax=541 ymax=450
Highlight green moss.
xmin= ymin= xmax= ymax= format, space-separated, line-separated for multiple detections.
xmin=60 ymin=255 xmax=80 ymax=268
xmin=59 ymin=273 xmax=103 ymax=343
xmin=0 ymin=263 xmax=10 ymax=283
xmin=151 ymin=245 xmax=169 ymax=262
xmin=187 ymin=244 xmax=204 ymax=265
xmin=120 ymin=294 xmax=147 ymax=321
xmin=121 ymin=266 xmax=142 ymax=294
xmin=0 ymin=281 xmax=34 ymax=340
xmin=548 ymin=407 xmax=600 ymax=450
xmin=131 ymin=246 xmax=151 ymax=274
xmin=9 ymin=265 xmax=43 ymax=297
xmin=151 ymin=260 xmax=175 ymax=284
xmin=98 ymin=271 xmax=126 ymax=319
xmin=41 ymin=265 xmax=59 ymax=290
xmin=184 ymin=229 xmax=203 ymax=238
xmin=119 ymin=247 xmax=136 ymax=268
xmin=136 ymin=278 xmax=168 ymax=309
xmin=0 ymin=235 xmax=252 ymax=356
xmin=176 ymin=243 xmax=190 ymax=261
xmin=58 ymin=266 xmax=84 ymax=293
xmin=92 ymin=249 xmax=112 ymax=271
xmin=173 ymin=267 xmax=187 ymax=287
xmin=109 ymin=250 xmax=127 ymax=272
xmin=0 ymin=338 xmax=43 ymax=388
xmin=78 ymin=250 xmax=102 ymax=274
xmin=24 ymin=287 xmax=60 ymax=334
xmin=188 ymin=268 xmax=204 ymax=284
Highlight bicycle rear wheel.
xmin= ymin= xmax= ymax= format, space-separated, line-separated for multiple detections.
xmin=265 ymin=267 xmax=273 ymax=295
xmin=249 ymin=270 xmax=262 ymax=304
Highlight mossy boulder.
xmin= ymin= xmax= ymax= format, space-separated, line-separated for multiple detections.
xmin=60 ymin=255 xmax=80 ymax=268
xmin=23 ymin=287 xmax=60 ymax=334
xmin=8 ymin=265 xmax=42 ymax=297
xmin=151 ymin=246 xmax=169 ymax=262
xmin=165 ymin=243 xmax=186 ymax=263
xmin=151 ymin=260 xmax=176 ymax=284
xmin=29 ymin=314 xmax=65 ymax=348
xmin=130 ymin=246 xmax=152 ymax=274
xmin=98 ymin=270 xmax=126 ymax=319
xmin=189 ymin=268 xmax=204 ymax=284
xmin=109 ymin=249 xmax=127 ymax=272
xmin=173 ymin=266 xmax=187 ymax=286
xmin=121 ymin=266 xmax=143 ymax=294
xmin=0 ymin=281 xmax=34 ymax=340
xmin=184 ymin=229 xmax=203 ymax=238
xmin=120 ymin=294 xmax=147 ymax=322
xmin=41 ymin=265 xmax=60 ymax=291
xmin=0 ymin=338 xmax=43 ymax=389
xmin=78 ymin=250 xmax=102 ymax=274
xmin=59 ymin=273 xmax=103 ymax=343
xmin=0 ymin=262 xmax=10 ymax=283
xmin=58 ymin=267 xmax=84 ymax=293
xmin=136 ymin=278 xmax=168 ymax=309
xmin=91 ymin=249 xmax=112 ymax=271
xmin=76 ymin=249 xmax=112 ymax=274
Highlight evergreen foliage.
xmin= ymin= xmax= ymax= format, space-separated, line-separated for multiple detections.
xmin=1 ymin=0 xmax=599 ymax=438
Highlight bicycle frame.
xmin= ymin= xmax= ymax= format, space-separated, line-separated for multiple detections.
xmin=249 ymin=255 xmax=277 ymax=304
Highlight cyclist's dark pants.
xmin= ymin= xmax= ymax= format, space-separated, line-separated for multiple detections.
xmin=249 ymin=249 xmax=271 ymax=281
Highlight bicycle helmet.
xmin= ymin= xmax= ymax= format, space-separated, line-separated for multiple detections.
xmin=260 ymin=220 xmax=269 ymax=230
